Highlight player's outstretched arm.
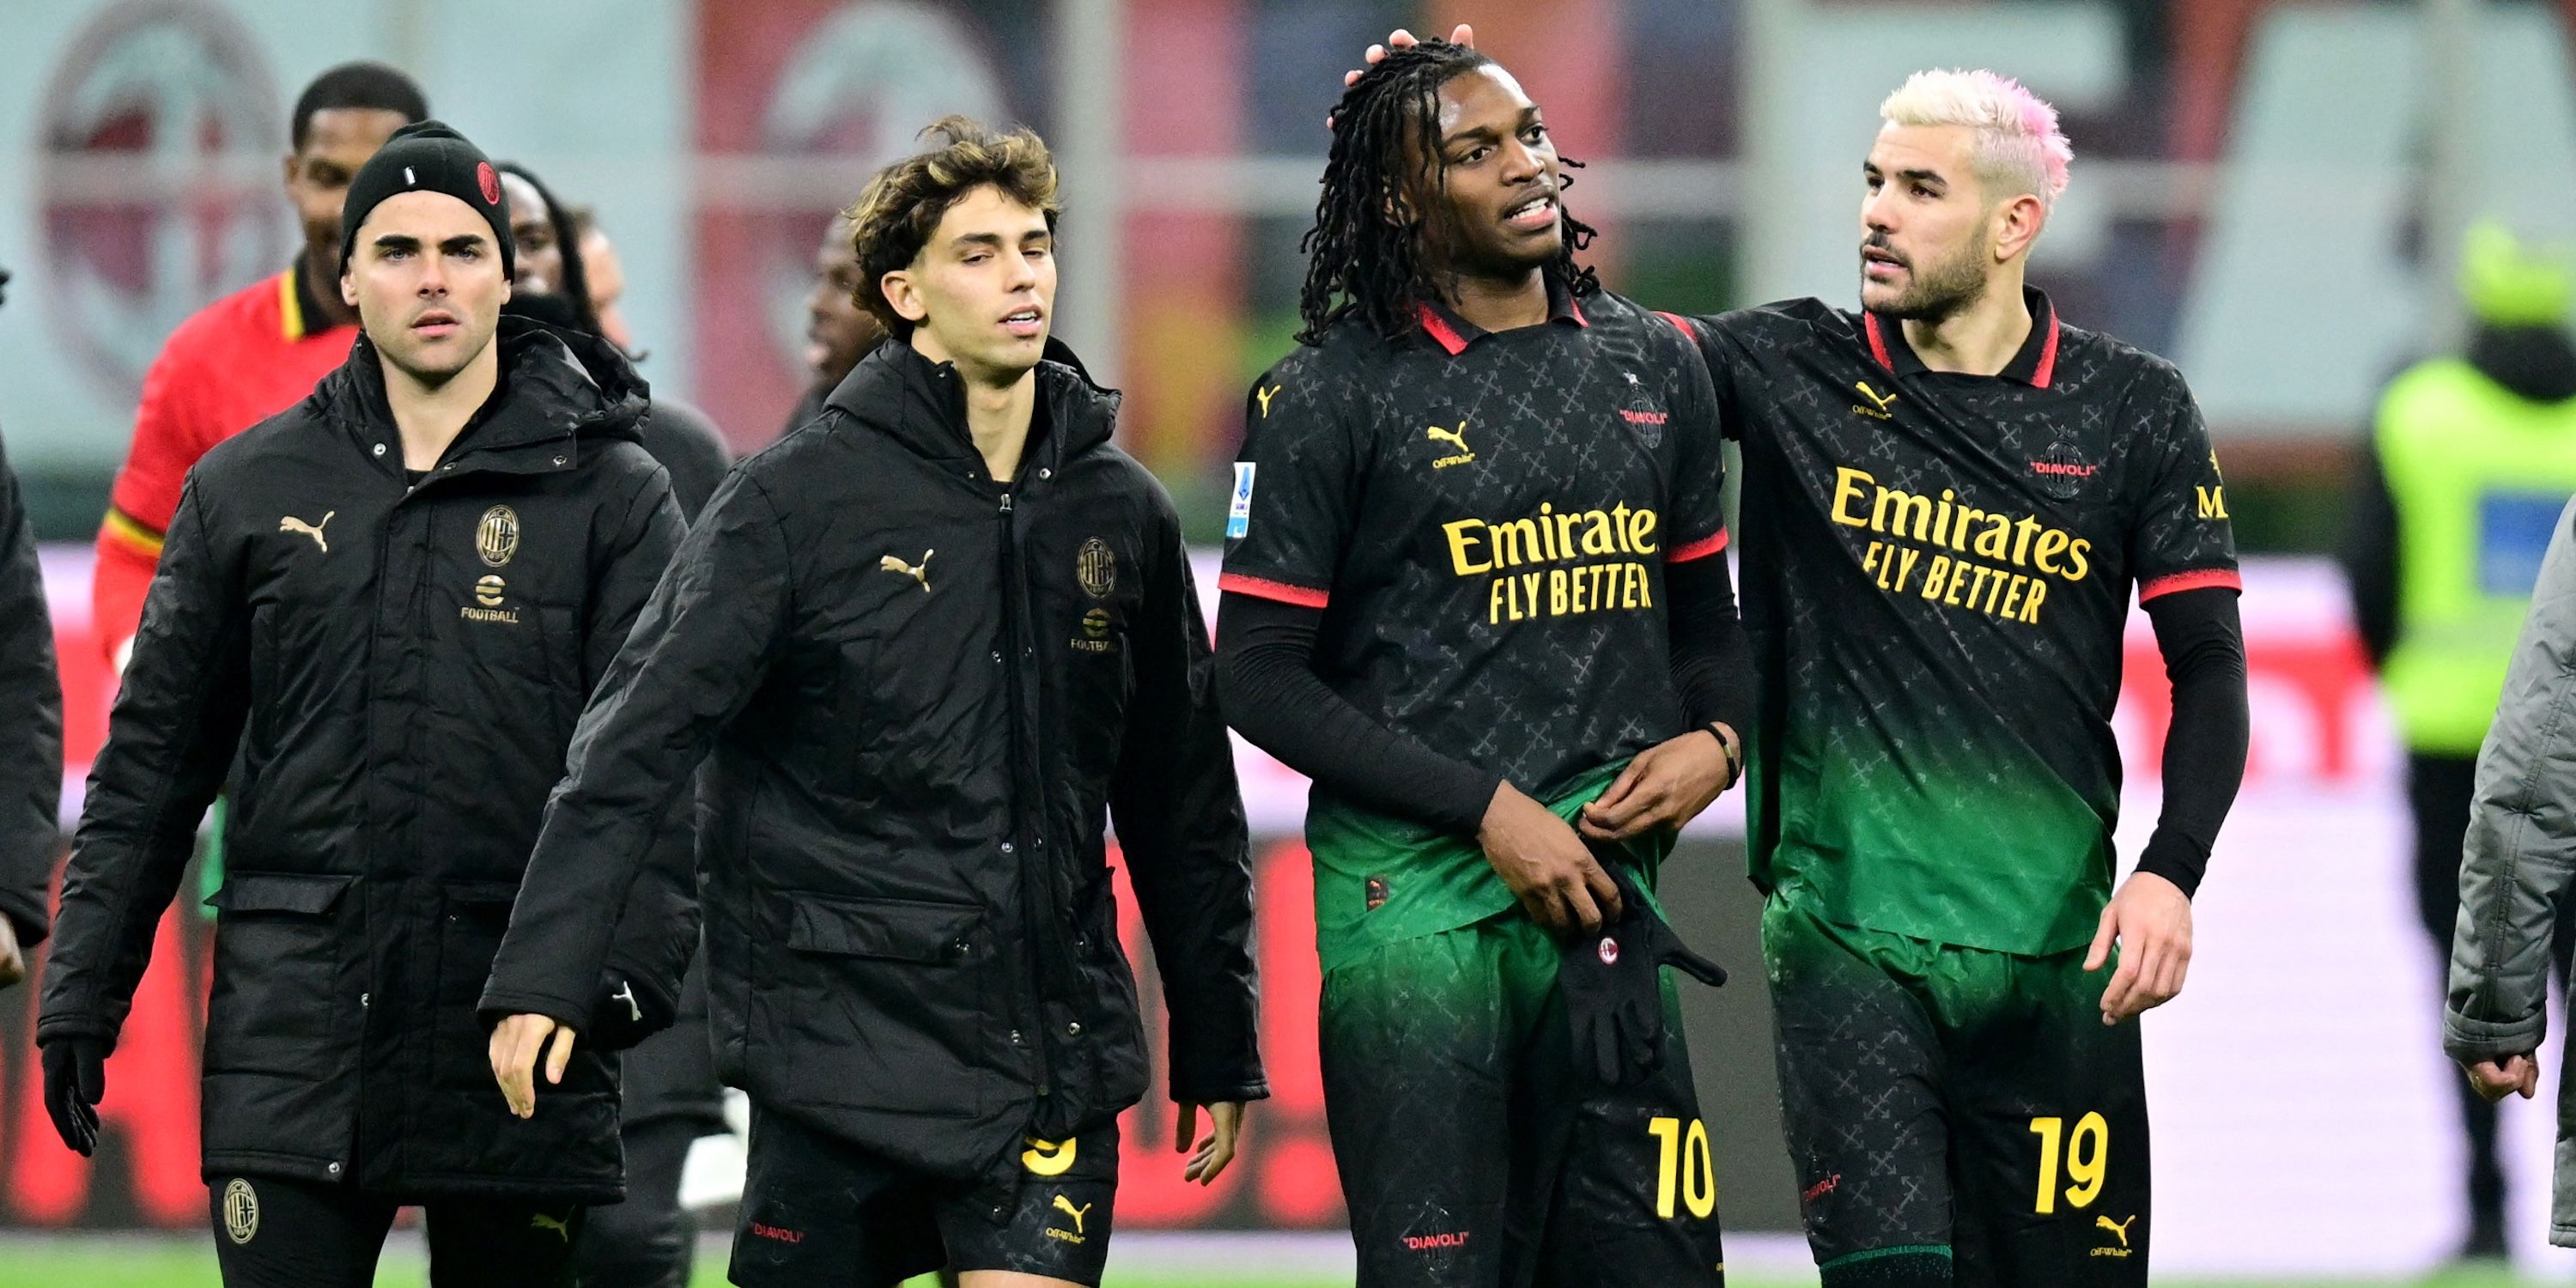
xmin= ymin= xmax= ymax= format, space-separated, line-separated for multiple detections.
xmin=1112 ymin=494 xmax=1266 ymax=1182
xmin=39 ymin=480 xmax=253 ymax=1151
xmin=2445 ymin=496 xmax=2576 ymax=1091
xmin=482 ymin=470 xmax=794 ymax=1113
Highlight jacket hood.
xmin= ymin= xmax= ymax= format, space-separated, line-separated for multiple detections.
xmin=823 ymin=335 xmax=1120 ymax=472
xmin=320 ymin=315 xmax=651 ymax=459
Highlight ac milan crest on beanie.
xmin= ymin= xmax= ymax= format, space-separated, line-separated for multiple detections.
xmin=337 ymin=119 xmax=515 ymax=279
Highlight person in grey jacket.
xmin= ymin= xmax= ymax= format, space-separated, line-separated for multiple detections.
xmin=2447 ymin=493 xmax=2576 ymax=1247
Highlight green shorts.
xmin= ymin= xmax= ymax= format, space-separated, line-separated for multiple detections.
xmin=1763 ymin=894 xmax=2148 ymax=1286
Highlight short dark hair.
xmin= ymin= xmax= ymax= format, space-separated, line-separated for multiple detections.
xmin=843 ymin=116 xmax=1060 ymax=338
xmin=290 ymin=62 xmax=428 ymax=151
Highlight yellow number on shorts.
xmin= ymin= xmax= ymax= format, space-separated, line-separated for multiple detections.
xmin=1648 ymin=1116 xmax=1717 ymax=1220
xmin=2028 ymin=1112 xmax=2109 ymax=1214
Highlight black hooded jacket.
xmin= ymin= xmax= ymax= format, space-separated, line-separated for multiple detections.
xmin=38 ymin=319 xmax=692 ymax=1201
xmin=479 ymin=338 xmax=1266 ymax=1180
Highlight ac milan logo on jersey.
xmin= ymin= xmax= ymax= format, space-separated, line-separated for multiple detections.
xmin=477 ymin=161 xmax=501 ymax=206
xmin=1597 ymin=936 xmax=1620 ymax=965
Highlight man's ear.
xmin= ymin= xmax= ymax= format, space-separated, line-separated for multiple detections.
xmin=341 ymin=268 xmax=359 ymax=311
xmin=881 ymin=267 xmax=929 ymax=324
xmin=1992 ymin=193 xmax=2046 ymax=264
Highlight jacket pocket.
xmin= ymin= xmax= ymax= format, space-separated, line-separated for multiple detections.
xmin=778 ymin=894 xmax=996 ymax=1117
xmin=202 ymin=872 xmax=355 ymax=1077
xmin=433 ymin=882 xmax=607 ymax=1093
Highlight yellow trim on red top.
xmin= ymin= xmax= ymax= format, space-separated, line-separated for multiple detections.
xmin=279 ymin=264 xmax=306 ymax=342
xmin=102 ymin=506 xmax=166 ymax=557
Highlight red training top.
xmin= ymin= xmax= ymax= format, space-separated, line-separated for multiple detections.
xmin=94 ymin=262 xmax=357 ymax=665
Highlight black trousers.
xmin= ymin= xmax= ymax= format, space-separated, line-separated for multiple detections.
xmin=2410 ymin=751 xmax=2576 ymax=1242
xmin=207 ymin=1174 xmax=583 ymax=1288
xmin=571 ymin=1115 xmax=705 ymax=1288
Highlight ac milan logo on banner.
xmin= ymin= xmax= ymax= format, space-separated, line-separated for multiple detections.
xmin=38 ymin=1 xmax=286 ymax=399
xmin=478 ymin=161 xmax=501 ymax=205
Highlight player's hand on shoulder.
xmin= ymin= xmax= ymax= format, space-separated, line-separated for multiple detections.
xmin=1579 ymin=725 xmax=1741 ymax=843
xmin=2086 ymin=871 xmax=2192 ymax=1026
xmin=2464 ymin=1054 xmax=2541 ymax=1103
xmin=1479 ymin=781 xmax=1620 ymax=933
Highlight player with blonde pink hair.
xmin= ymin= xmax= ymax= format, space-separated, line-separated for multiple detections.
xmin=1342 ymin=28 xmax=2249 ymax=1287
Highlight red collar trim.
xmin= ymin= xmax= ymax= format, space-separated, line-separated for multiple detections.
xmin=1863 ymin=313 xmax=1893 ymax=370
xmin=1418 ymin=305 xmax=1470 ymax=357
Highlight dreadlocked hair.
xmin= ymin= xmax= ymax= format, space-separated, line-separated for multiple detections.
xmin=1298 ymin=39 xmax=1599 ymax=346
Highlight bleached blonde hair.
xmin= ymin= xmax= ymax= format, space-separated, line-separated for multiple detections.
xmin=1878 ymin=70 xmax=2073 ymax=210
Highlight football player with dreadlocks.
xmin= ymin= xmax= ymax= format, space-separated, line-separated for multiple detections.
xmin=1216 ymin=37 xmax=1748 ymax=1288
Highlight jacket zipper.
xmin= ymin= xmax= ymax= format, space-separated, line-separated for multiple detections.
xmin=995 ymin=488 xmax=1056 ymax=1109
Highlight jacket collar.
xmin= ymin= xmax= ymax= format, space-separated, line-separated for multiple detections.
xmin=823 ymin=335 xmax=1121 ymax=476
xmin=321 ymin=316 xmax=650 ymax=469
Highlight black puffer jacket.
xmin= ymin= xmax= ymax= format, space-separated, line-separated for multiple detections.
xmin=39 ymin=319 xmax=692 ymax=1201
xmin=0 ymin=429 xmax=61 ymax=954
xmin=482 ymin=339 xmax=1266 ymax=1179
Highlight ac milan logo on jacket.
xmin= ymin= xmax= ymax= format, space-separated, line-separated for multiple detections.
xmin=1597 ymin=937 xmax=1619 ymax=965
xmin=478 ymin=161 xmax=501 ymax=206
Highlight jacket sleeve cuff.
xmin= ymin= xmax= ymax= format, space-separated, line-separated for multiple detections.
xmin=1167 ymin=1076 xmax=1271 ymax=1106
xmin=477 ymin=987 xmax=593 ymax=1034
xmin=2444 ymin=1008 xmax=2547 ymax=1065
xmin=34 ymin=1012 xmax=113 ymax=1048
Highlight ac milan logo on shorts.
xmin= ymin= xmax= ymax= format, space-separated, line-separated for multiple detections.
xmin=478 ymin=161 xmax=501 ymax=205
xmin=1597 ymin=937 xmax=1619 ymax=965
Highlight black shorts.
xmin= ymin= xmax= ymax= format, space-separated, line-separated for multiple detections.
xmin=729 ymin=1104 xmax=1119 ymax=1288
xmin=1319 ymin=915 xmax=1727 ymax=1288
xmin=1765 ymin=896 xmax=2150 ymax=1287
xmin=207 ymin=1174 xmax=583 ymax=1288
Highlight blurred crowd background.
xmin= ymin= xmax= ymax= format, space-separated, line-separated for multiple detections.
xmin=3 ymin=0 xmax=2574 ymax=1281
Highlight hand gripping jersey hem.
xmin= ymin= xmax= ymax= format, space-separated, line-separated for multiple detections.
xmin=1218 ymin=572 xmax=1330 ymax=609
xmin=2138 ymin=568 xmax=2242 ymax=602
xmin=1668 ymin=529 xmax=1730 ymax=562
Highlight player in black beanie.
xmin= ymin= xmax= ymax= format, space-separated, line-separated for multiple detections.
xmin=338 ymin=119 xmax=515 ymax=281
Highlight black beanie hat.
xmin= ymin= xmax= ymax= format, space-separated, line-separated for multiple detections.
xmin=337 ymin=119 xmax=514 ymax=279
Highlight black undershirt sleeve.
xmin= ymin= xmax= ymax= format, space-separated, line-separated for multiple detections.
xmin=2135 ymin=585 xmax=2250 ymax=897
xmin=1214 ymin=592 xmax=1502 ymax=836
xmin=1665 ymin=554 xmax=1753 ymax=741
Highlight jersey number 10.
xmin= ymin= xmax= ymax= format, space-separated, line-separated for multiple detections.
xmin=1646 ymin=1116 xmax=1718 ymax=1220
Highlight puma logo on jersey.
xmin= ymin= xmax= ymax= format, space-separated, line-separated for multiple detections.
xmin=530 ymin=1212 xmax=573 ymax=1242
xmin=1426 ymin=422 xmax=1475 ymax=468
xmin=1052 ymin=1194 xmax=1092 ymax=1236
xmin=879 ymin=550 xmax=933 ymax=592
xmin=2094 ymin=1213 xmax=2136 ymax=1249
xmin=279 ymin=511 xmax=335 ymax=552
xmin=1255 ymin=384 xmax=1282 ymax=417
xmin=1852 ymin=382 xmax=1899 ymax=419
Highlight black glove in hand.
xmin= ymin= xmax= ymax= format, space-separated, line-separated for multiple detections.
xmin=1558 ymin=865 xmax=1726 ymax=1087
xmin=40 ymin=1036 xmax=107 ymax=1156
xmin=585 ymin=970 xmax=672 ymax=1052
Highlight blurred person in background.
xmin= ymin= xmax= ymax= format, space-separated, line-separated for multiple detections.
xmin=0 ymin=264 xmax=64 ymax=994
xmin=571 ymin=206 xmax=637 ymax=354
xmin=496 ymin=157 xmax=731 ymax=1288
xmin=482 ymin=117 xmax=1264 ymax=1288
xmin=498 ymin=162 xmax=731 ymax=513
xmin=36 ymin=122 xmax=695 ymax=1287
xmin=92 ymin=62 xmax=428 ymax=671
xmin=2353 ymin=220 xmax=2576 ymax=1265
xmin=786 ymin=212 xmax=888 ymax=433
